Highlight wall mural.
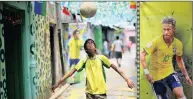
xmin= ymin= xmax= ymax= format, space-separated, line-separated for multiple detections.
xmin=30 ymin=3 xmax=52 ymax=99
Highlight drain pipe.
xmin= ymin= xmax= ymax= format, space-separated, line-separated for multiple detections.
xmin=56 ymin=2 xmax=65 ymax=75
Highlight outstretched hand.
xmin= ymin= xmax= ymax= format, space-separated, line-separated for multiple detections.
xmin=51 ymin=83 xmax=59 ymax=92
xmin=185 ymin=76 xmax=192 ymax=86
xmin=127 ymin=79 xmax=135 ymax=89
xmin=146 ymin=74 xmax=154 ymax=83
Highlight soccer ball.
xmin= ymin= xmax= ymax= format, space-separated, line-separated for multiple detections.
xmin=80 ymin=2 xmax=97 ymax=18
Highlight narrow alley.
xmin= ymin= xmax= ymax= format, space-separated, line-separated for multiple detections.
xmin=0 ymin=1 xmax=138 ymax=99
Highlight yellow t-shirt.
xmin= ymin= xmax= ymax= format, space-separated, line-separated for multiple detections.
xmin=68 ymin=38 xmax=83 ymax=59
xmin=74 ymin=55 xmax=112 ymax=94
xmin=144 ymin=36 xmax=183 ymax=81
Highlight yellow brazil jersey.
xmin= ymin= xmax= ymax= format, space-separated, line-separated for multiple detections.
xmin=74 ymin=55 xmax=112 ymax=94
xmin=67 ymin=38 xmax=83 ymax=59
xmin=144 ymin=36 xmax=183 ymax=81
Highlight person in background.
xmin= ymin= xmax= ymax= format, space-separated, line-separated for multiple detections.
xmin=113 ymin=36 xmax=124 ymax=67
xmin=103 ymin=39 xmax=109 ymax=58
xmin=128 ymin=40 xmax=132 ymax=52
xmin=67 ymin=29 xmax=83 ymax=82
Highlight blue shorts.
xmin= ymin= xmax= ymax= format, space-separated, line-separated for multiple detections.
xmin=69 ymin=59 xmax=80 ymax=67
xmin=153 ymin=73 xmax=182 ymax=99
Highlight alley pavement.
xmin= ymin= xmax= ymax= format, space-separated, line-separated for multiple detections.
xmin=52 ymin=47 xmax=137 ymax=99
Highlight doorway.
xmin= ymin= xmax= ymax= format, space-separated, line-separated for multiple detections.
xmin=49 ymin=25 xmax=55 ymax=85
xmin=3 ymin=4 xmax=24 ymax=99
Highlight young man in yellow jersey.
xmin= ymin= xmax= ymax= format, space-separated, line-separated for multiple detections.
xmin=52 ymin=39 xmax=134 ymax=99
xmin=67 ymin=29 xmax=83 ymax=68
xmin=140 ymin=17 xmax=192 ymax=99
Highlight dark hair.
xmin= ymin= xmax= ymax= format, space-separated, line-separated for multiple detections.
xmin=73 ymin=29 xmax=79 ymax=35
xmin=161 ymin=17 xmax=176 ymax=28
xmin=116 ymin=36 xmax=119 ymax=40
xmin=84 ymin=39 xmax=96 ymax=50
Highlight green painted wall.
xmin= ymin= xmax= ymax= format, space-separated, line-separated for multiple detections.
xmin=93 ymin=26 xmax=103 ymax=51
xmin=0 ymin=3 xmax=6 ymax=99
xmin=0 ymin=1 xmax=32 ymax=99
xmin=0 ymin=1 xmax=59 ymax=99
xmin=140 ymin=2 xmax=192 ymax=99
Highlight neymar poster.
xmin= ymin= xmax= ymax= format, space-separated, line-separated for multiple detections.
xmin=140 ymin=2 xmax=192 ymax=99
